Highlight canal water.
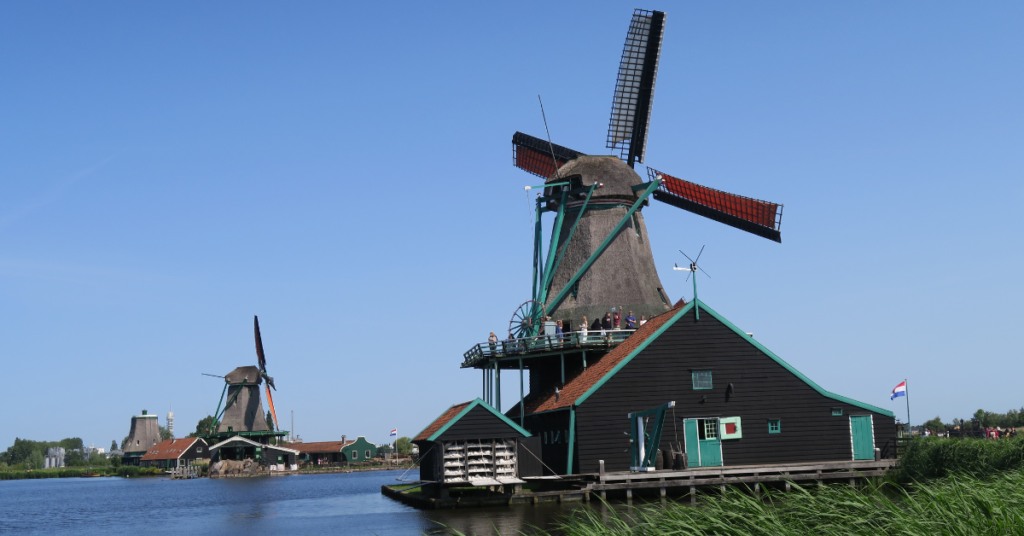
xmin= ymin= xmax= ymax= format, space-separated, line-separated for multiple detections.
xmin=0 ymin=470 xmax=588 ymax=535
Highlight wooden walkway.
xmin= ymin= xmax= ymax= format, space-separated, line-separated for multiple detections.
xmin=589 ymin=459 xmax=897 ymax=502
xmin=383 ymin=459 xmax=897 ymax=508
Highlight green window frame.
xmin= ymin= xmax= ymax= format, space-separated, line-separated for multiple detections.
xmin=768 ymin=419 xmax=782 ymax=434
xmin=691 ymin=370 xmax=713 ymax=390
xmin=832 ymin=407 xmax=844 ymax=416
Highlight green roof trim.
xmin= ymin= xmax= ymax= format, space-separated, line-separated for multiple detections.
xmin=428 ymin=398 xmax=532 ymax=441
xmin=574 ymin=299 xmax=894 ymax=418
xmin=575 ymin=302 xmax=695 ymax=407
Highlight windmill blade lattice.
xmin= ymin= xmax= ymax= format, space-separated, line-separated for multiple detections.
xmin=650 ymin=169 xmax=783 ymax=242
xmin=607 ymin=9 xmax=665 ymax=167
xmin=513 ymin=131 xmax=585 ymax=179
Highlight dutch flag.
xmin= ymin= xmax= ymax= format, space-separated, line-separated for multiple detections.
xmin=389 ymin=428 xmax=398 ymax=438
xmin=890 ymin=381 xmax=907 ymax=400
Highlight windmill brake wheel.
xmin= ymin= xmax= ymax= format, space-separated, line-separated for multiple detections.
xmin=509 ymin=300 xmax=543 ymax=339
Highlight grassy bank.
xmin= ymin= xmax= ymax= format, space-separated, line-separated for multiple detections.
xmin=0 ymin=466 xmax=165 ymax=480
xmin=558 ymin=470 xmax=1024 ymax=536
xmin=553 ymin=438 xmax=1024 ymax=536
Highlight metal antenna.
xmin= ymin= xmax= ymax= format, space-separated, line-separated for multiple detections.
xmin=538 ymin=95 xmax=562 ymax=179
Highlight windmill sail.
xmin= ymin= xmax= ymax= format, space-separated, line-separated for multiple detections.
xmin=513 ymin=131 xmax=584 ymax=179
xmin=607 ymin=9 xmax=665 ymax=167
xmin=650 ymin=168 xmax=783 ymax=242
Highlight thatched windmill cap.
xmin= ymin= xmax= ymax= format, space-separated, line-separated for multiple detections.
xmin=549 ymin=155 xmax=642 ymax=200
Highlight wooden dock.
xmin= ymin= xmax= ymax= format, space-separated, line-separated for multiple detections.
xmin=382 ymin=459 xmax=897 ymax=508
xmin=589 ymin=459 xmax=897 ymax=503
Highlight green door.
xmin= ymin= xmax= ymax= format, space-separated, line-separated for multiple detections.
xmin=850 ymin=415 xmax=875 ymax=460
xmin=684 ymin=418 xmax=723 ymax=467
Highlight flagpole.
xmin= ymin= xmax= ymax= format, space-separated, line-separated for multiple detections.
xmin=904 ymin=378 xmax=911 ymax=436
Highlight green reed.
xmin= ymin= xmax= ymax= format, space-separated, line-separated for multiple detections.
xmin=556 ymin=470 xmax=1024 ymax=536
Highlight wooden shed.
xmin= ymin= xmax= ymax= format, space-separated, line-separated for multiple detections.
xmin=414 ymin=399 xmax=541 ymax=487
xmin=517 ymin=299 xmax=897 ymax=474
xmin=140 ymin=437 xmax=209 ymax=469
xmin=209 ymin=435 xmax=298 ymax=472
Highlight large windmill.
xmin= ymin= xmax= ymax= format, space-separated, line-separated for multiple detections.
xmin=511 ymin=9 xmax=783 ymax=334
xmin=207 ymin=316 xmax=284 ymax=441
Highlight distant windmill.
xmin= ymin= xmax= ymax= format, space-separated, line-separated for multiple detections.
xmin=208 ymin=316 xmax=281 ymax=436
xmin=510 ymin=9 xmax=783 ymax=335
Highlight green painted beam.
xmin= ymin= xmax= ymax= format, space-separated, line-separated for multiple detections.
xmin=546 ymin=179 xmax=661 ymax=316
xmin=567 ymin=407 xmax=576 ymax=475
xmin=537 ymin=188 xmax=568 ymax=312
xmin=539 ymin=183 xmax=598 ymax=308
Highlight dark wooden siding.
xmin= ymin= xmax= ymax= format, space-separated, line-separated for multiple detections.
xmin=575 ymin=308 xmax=897 ymax=473
xmin=414 ymin=440 xmax=441 ymax=482
xmin=517 ymin=436 xmax=543 ymax=477
xmin=523 ymin=410 xmax=571 ymax=475
xmin=435 ymin=405 xmax=524 ymax=441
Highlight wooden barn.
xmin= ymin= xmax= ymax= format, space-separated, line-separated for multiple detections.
xmin=209 ymin=435 xmax=298 ymax=472
xmin=511 ymin=300 xmax=897 ymax=475
xmin=140 ymin=437 xmax=209 ymax=470
xmin=414 ymin=399 xmax=541 ymax=489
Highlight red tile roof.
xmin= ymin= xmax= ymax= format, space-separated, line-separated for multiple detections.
xmin=140 ymin=437 xmax=205 ymax=461
xmin=413 ymin=401 xmax=471 ymax=442
xmin=526 ymin=302 xmax=686 ymax=414
xmin=282 ymin=440 xmax=353 ymax=454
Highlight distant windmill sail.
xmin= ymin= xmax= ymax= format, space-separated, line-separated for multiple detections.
xmin=513 ymin=131 xmax=584 ymax=179
xmin=650 ymin=169 xmax=783 ymax=242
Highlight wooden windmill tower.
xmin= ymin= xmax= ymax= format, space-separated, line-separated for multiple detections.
xmin=512 ymin=9 xmax=783 ymax=334
xmin=207 ymin=316 xmax=286 ymax=443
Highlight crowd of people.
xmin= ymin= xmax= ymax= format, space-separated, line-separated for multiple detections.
xmin=486 ymin=307 xmax=650 ymax=355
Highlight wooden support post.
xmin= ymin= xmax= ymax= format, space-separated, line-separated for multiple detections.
xmin=599 ymin=460 xmax=605 ymax=482
xmin=690 ymin=486 xmax=696 ymax=504
xmin=754 ymin=482 xmax=760 ymax=497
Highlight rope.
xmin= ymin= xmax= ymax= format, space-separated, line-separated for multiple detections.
xmin=395 ymin=443 xmax=434 ymax=483
xmin=517 ymin=440 xmax=563 ymax=479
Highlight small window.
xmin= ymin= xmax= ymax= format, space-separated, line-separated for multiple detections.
xmin=197 ymin=447 xmax=203 ymax=453
xmin=692 ymin=370 xmax=713 ymax=390
xmin=768 ymin=419 xmax=782 ymax=434
xmin=702 ymin=419 xmax=718 ymax=440
xmin=351 ymin=450 xmax=358 ymax=460
xmin=365 ymin=449 xmax=371 ymax=458
xmin=832 ymin=407 xmax=844 ymax=416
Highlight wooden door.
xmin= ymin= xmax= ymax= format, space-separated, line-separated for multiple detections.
xmin=850 ymin=415 xmax=875 ymax=460
xmin=684 ymin=418 xmax=723 ymax=467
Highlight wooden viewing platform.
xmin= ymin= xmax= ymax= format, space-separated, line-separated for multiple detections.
xmin=382 ymin=459 xmax=897 ymax=509
xmin=462 ymin=330 xmax=636 ymax=368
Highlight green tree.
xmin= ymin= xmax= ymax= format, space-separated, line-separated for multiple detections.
xmin=159 ymin=425 xmax=173 ymax=441
xmin=395 ymin=437 xmax=412 ymax=455
xmin=110 ymin=440 xmax=117 ymax=452
xmin=26 ymin=449 xmax=44 ymax=470
xmin=922 ymin=416 xmax=944 ymax=434
xmin=189 ymin=415 xmax=217 ymax=437
xmin=265 ymin=410 xmax=275 ymax=431
xmin=973 ymin=408 xmax=988 ymax=428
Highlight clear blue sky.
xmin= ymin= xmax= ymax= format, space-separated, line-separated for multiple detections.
xmin=2 ymin=2 xmax=1022 ymax=451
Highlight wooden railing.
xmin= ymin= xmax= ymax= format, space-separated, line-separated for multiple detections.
xmin=463 ymin=329 xmax=637 ymax=367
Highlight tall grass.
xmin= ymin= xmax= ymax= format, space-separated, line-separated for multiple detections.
xmin=892 ymin=436 xmax=1024 ymax=482
xmin=558 ymin=471 xmax=1024 ymax=536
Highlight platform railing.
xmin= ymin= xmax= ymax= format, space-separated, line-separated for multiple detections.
xmin=462 ymin=329 xmax=637 ymax=367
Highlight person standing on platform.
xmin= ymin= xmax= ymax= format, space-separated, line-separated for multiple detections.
xmin=625 ymin=310 xmax=637 ymax=329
